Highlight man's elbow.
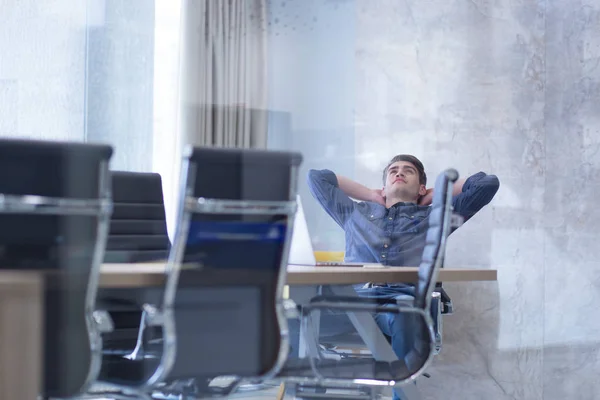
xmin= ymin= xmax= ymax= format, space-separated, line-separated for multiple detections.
xmin=479 ymin=174 xmax=500 ymax=204
xmin=307 ymin=169 xmax=322 ymax=189
xmin=486 ymin=174 xmax=500 ymax=195
xmin=307 ymin=168 xmax=337 ymax=186
xmin=307 ymin=169 xmax=320 ymax=181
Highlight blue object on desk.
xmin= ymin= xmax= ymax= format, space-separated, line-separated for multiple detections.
xmin=184 ymin=220 xmax=287 ymax=269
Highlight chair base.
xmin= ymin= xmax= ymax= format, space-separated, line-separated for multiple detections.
xmin=151 ymin=376 xmax=242 ymax=399
xmin=287 ymin=381 xmax=423 ymax=400
xmin=287 ymin=383 xmax=381 ymax=400
xmin=236 ymin=381 xmax=281 ymax=392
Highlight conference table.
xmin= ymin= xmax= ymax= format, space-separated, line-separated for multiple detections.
xmin=100 ymin=262 xmax=497 ymax=287
xmin=0 ymin=264 xmax=497 ymax=399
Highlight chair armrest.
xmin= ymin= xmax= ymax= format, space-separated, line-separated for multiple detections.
xmin=430 ymin=292 xmax=442 ymax=354
xmin=433 ymin=287 xmax=453 ymax=315
xmin=283 ymin=299 xmax=300 ymax=319
xmin=93 ymin=310 xmax=114 ymax=334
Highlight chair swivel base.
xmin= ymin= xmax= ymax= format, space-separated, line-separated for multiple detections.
xmin=151 ymin=376 xmax=242 ymax=399
xmin=287 ymin=383 xmax=380 ymax=400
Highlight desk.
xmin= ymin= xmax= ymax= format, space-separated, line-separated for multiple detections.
xmin=286 ymin=265 xmax=496 ymax=285
xmin=99 ymin=263 xmax=497 ymax=288
xmin=1 ymin=264 xmax=496 ymax=398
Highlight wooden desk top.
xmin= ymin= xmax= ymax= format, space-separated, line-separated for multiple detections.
xmin=286 ymin=265 xmax=496 ymax=285
xmin=0 ymin=270 xmax=44 ymax=287
xmin=99 ymin=263 xmax=497 ymax=288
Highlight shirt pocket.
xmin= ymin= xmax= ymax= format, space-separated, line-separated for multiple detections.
xmin=366 ymin=208 xmax=387 ymax=223
xmin=397 ymin=213 xmax=427 ymax=233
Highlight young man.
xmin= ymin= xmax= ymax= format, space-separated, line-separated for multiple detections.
xmin=308 ymin=154 xmax=499 ymax=267
xmin=300 ymin=154 xmax=499 ymax=400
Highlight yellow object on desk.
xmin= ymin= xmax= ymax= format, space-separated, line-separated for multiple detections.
xmin=314 ymin=251 xmax=345 ymax=262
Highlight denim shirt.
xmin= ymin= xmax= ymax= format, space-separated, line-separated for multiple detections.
xmin=307 ymin=169 xmax=500 ymax=268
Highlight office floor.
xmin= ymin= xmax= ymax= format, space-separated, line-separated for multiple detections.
xmin=93 ymin=383 xmax=396 ymax=399
xmin=228 ymin=384 xmax=394 ymax=400
xmin=229 ymin=384 xmax=286 ymax=399
xmin=94 ymin=379 xmax=395 ymax=399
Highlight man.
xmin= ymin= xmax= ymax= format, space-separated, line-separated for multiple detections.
xmin=308 ymin=154 xmax=500 ymax=267
xmin=295 ymin=154 xmax=499 ymax=400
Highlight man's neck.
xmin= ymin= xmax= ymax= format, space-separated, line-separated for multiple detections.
xmin=385 ymin=197 xmax=418 ymax=208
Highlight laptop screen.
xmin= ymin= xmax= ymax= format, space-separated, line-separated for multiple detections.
xmin=287 ymin=195 xmax=317 ymax=265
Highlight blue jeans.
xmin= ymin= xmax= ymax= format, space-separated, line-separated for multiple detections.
xmin=288 ymin=285 xmax=423 ymax=400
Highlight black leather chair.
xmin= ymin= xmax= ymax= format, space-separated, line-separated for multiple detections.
xmin=97 ymin=171 xmax=170 ymax=386
xmin=105 ymin=171 xmax=170 ymax=263
xmin=280 ymin=169 xmax=460 ymax=399
xmin=153 ymin=146 xmax=303 ymax=398
xmin=0 ymin=138 xmax=113 ymax=399
xmin=96 ymin=146 xmax=302 ymax=399
xmin=317 ymin=282 xmax=453 ymax=357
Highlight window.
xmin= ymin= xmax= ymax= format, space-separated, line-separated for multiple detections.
xmin=1 ymin=1 xmax=184 ymax=236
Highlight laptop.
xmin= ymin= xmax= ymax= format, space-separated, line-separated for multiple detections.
xmin=288 ymin=195 xmax=364 ymax=267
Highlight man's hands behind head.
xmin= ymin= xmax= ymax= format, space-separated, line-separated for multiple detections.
xmin=418 ymin=188 xmax=434 ymax=206
xmin=370 ymin=189 xmax=386 ymax=207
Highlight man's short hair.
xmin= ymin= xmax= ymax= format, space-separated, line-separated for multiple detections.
xmin=382 ymin=155 xmax=427 ymax=186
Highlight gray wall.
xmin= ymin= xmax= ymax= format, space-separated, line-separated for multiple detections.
xmin=356 ymin=2 xmax=600 ymax=399
xmin=269 ymin=0 xmax=600 ymax=399
xmin=543 ymin=2 xmax=600 ymax=398
xmin=0 ymin=1 xmax=88 ymax=141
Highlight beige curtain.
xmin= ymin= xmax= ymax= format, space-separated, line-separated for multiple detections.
xmin=179 ymin=0 xmax=268 ymax=149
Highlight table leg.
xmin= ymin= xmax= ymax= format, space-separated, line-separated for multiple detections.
xmin=289 ymin=286 xmax=321 ymax=358
xmin=0 ymin=272 xmax=43 ymax=400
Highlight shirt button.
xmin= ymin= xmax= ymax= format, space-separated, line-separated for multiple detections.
xmin=384 ymin=244 xmax=388 ymax=248
xmin=388 ymin=217 xmax=393 ymax=220
xmin=370 ymin=215 xmax=374 ymax=218
xmin=410 ymin=215 xmax=415 ymax=219
xmin=381 ymin=255 xmax=386 ymax=258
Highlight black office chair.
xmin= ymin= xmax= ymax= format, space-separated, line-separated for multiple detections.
xmin=151 ymin=146 xmax=303 ymax=398
xmin=0 ymin=138 xmax=113 ymax=399
xmin=105 ymin=171 xmax=171 ymax=263
xmin=94 ymin=146 xmax=302 ymax=399
xmin=98 ymin=171 xmax=171 ymax=380
xmin=280 ymin=169 xmax=460 ymax=399
xmin=317 ymin=280 xmax=453 ymax=357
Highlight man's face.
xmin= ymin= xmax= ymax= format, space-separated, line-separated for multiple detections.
xmin=383 ymin=161 xmax=426 ymax=201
